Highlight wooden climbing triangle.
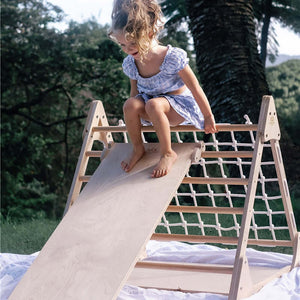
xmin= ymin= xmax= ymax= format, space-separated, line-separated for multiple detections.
xmin=10 ymin=95 xmax=299 ymax=300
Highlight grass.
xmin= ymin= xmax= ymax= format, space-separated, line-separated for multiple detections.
xmin=0 ymin=210 xmax=295 ymax=256
xmin=1 ymin=217 xmax=60 ymax=254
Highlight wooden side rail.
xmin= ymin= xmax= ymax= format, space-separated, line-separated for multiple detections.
xmin=92 ymin=123 xmax=258 ymax=133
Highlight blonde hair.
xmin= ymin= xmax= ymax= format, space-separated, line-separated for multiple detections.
xmin=110 ymin=0 xmax=164 ymax=60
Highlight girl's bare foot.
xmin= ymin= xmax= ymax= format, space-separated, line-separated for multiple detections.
xmin=121 ymin=145 xmax=145 ymax=172
xmin=152 ymin=150 xmax=177 ymax=178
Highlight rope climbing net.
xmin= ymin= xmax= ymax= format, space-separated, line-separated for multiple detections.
xmin=128 ymin=116 xmax=290 ymax=246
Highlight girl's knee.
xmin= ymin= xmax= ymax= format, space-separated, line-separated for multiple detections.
xmin=145 ymin=99 xmax=164 ymax=116
xmin=123 ymin=97 xmax=144 ymax=114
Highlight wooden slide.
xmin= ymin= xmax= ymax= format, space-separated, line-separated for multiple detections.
xmin=9 ymin=142 xmax=202 ymax=300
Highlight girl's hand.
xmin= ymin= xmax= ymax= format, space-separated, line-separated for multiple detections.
xmin=204 ymin=114 xmax=217 ymax=134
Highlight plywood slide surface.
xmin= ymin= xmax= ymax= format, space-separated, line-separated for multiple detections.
xmin=9 ymin=143 xmax=200 ymax=300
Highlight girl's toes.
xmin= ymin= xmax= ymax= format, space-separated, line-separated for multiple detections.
xmin=121 ymin=161 xmax=129 ymax=172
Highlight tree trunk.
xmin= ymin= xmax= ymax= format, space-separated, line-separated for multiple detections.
xmin=186 ymin=0 xmax=270 ymax=124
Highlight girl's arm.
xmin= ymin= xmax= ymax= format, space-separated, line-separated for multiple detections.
xmin=130 ymin=79 xmax=139 ymax=97
xmin=179 ymin=65 xmax=217 ymax=134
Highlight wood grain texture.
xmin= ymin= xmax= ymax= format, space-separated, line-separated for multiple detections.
xmin=9 ymin=143 xmax=200 ymax=300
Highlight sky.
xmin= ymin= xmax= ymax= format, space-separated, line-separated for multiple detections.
xmin=49 ymin=0 xmax=300 ymax=56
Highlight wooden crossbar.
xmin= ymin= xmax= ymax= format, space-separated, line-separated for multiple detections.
xmin=152 ymin=233 xmax=293 ymax=247
xmin=135 ymin=261 xmax=234 ymax=274
xmin=86 ymin=151 xmax=102 ymax=157
xmin=202 ymin=151 xmax=253 ymax=158
xmin=85 ymin=150 xmax=253 ymax=159
xmin=182 ymin=177 xmax=249 ymax=185
xmin=79 ymin=175 xmax=91 ymax=182
xmin=166 ymin=205 xmax=244 ymax=215
xmin=92 ymin=123 xmax=258 ymax=133
xmin=79 ymin=176 xmax=249 ymax=185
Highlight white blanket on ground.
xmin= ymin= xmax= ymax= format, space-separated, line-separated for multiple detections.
xmin=1 ymin=241 xmax=299 ymax=300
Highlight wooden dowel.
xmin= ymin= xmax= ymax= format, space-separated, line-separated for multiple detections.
xmin=201 ymin=151 xmax=253 ymax=158
xmin=135 ymin=261 xmax=234 ymax=274
xmin=79 ymin=175 xmax=91 ymax=182
xmin=85 ymin=151 xmax=102 ymax=157
xmin=152 ymin=233 xmax=238 ymax=244
xmin=182 ymin=177 xmax=249 ymax=185
xmin=151 ymin=233 xmax=293 ymax=247
xmin=92 ymin=124 xmax=258 ymax=133
xmin=166 ymin=205 xmax=244 ymax=215
xmin=85 ymin=150 xmax=253 ymax=158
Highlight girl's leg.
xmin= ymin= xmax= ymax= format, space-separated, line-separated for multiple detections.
xmin=121 ymin=97 xmax=148 ymax=172
xmin=145 ymin=97 xmax=184 ymax=178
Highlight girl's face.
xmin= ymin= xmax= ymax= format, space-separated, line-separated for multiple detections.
xmin=114 ymin=31 xmax=140 ymax=59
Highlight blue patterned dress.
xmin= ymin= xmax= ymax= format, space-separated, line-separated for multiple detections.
xmin=122 ymin=45 xmax=204 ymax=129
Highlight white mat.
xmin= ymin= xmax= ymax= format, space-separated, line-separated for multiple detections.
xmin=1 ymin=241 xmax=299 ymax=300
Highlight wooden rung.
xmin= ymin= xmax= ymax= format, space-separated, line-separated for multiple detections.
xmin=201 ymin=151 xmax=253 ymax=158
xmin=85 ymin=151 xmax=102 ymax=157
xmin=152 ymin=233 xmax=238 ymax=244
xmin=182 ymin=177 xmax=249 ymax=185
xmin=79 ymin=175 xmax=91 ymax=182
xmin=85 ymin=151 xmax=253 ymax=160
xmin=80 ymin=176 xmax=248 ymax=185
xmin=166 ymin=205 xmax=244 ymax=215
xmin=152 ymin=233 xmax=293 ymax=247
xmin=135 ymin=261 xmax=234 ymax=274
xmin=92 ymin=123 xmax=258 ymax=133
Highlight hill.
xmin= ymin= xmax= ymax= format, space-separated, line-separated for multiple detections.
xmin=266 ymin=54 xmax=300 ymax=67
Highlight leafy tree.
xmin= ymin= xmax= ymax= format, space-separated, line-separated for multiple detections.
xmin=266 ymin=60 xmax=300 ymax=209
xmin=1 ymin=0 xmax=128 ymax=219
xmin=266 ymin=60 xmax=300 ymax=145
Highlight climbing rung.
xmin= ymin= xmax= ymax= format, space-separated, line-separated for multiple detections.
xmin=135 ymin=261 xmax=234 ymax=274
xmin=166 ymin=205 xmax=244 ymax=215
xmin=92 ymin=123 xmax=258 ymax=133
xmin=86 ymin=150 xmax=253 ymax=159
xmin=86 ymin=151 xmax=102 ymax=157
xmin=79 ymin=175 xmax=91 ymax=182
xmin=80 ymin=176 xmax=248 ymax=185
xmin=201 ymin=151 xmax=253 ymax=158
xmin=182 ymin=177 xmax=249 ymax=185
xmin=151 ymin=233 xmax=293 ymax=247
xmin=152 ymin=233 xmax=238 ymax=244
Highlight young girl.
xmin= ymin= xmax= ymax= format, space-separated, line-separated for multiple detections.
xmin=110 ymin=0 xmax=217 ymax=178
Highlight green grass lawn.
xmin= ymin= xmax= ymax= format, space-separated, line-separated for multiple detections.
xmin=1 ymin=218 xmax=60 ymax=254
xmin=1 ymin=212 xmax=294 ymax=255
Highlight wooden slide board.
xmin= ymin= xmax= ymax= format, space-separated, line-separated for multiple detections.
xmin=9 ymin=143 xmax=201 ymax=300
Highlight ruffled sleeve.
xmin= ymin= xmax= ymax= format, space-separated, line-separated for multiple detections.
xmin=161 ymin=46 xmax=189 ymax=75
xmin=122 ymin=55 xmax=138 ymax=80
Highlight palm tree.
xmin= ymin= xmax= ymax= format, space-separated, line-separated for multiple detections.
xmin=184 ymin=0 xmax=270 ymax=124
xmin=162 ymin=0 xmax=300 ymax=67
